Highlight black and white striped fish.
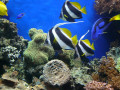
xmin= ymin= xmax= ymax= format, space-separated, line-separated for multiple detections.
xmin=46 ymin=21 xmax=84 ymax=50
xmin=60 ymin=0 xmax=87 ymax=22
xmin=74 ymin=30 xmax=95 ymax=59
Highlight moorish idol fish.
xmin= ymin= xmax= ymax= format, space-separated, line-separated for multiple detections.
xmin=74 ymin=30 xmax=95 ymax=59
xmin=59 ymin=0 xmax=87 ymax=22
xmin=46 ymin=21 xmax=84 ymax=50
xmin=0 ymin=1 xmax=8 ymax=16
xmin=91 ymin=14 xmax=120 ymax=40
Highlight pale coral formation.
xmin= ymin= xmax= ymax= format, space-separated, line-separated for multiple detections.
xmin=43 ymin=59 xmax=70 ymax=86
xmin=71 ymin=67 xmax=93 ymax=85
xmin=106 ymin=47 xmax=120 ymax=63
xmin=115 ymin=57 xmax=120 ymax=72
xmin=84 ymin=81 xmax=114 ymax=90
xmin=94 ymin=0 xmax=120 ymax=15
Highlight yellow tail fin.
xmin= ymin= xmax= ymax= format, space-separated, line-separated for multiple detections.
xmin=109 ymin=14 xmax=120 ymax=22
xmin=71 ymin=35 xmax=78 ymax=45
xmin=91 ymin=43 xmax=95 ymax=50
xmin=80 ymin=6 xmax=87 ymax=14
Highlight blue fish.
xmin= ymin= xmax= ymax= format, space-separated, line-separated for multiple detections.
xmin=17 ymin=13 xmax=25 ymax=19
xmin=91 ymin=14 xmax=120 ymax=40
xmin=91 ymin=18 xmax=111 ymax=40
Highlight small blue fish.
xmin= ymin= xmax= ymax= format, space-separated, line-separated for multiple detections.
xmin=17 ymin=13 xmax=25 ymax=19
xmin=91 ymin=14 xmax=120 ymax=40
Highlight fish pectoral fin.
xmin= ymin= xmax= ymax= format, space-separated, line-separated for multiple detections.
xmin=91 ymin=43 xmax=95 ymax=50
xmin=109 ymin=14 xmax=120 ymax=22
xmin=103 ymin=32 xmax=108 ymax=34
xmin=98 ymin=32 xmax=107 ymax=35
xmin=117 ymin=30 xmax=120 ymax=34
xmin=71 ymin=35 xmax=78 ymax=45
xmin=64 ymin=14 xmax=68 ymax=18
xmin=70 ymin=2 xmax=81 ymax=10
xmin=59 ymin=28 xmax=72 ymax=38
xmin=81 ymin=39 xmax=90 ymax=46
xmin=81 ymin=53 xmax=85 ymax=56
xmin=53 ymin=38 xmax=57 ymax=44
xmin=80 ymin=6 xmax=87 ymax=14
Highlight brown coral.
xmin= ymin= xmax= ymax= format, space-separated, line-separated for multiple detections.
xmin=84 ymin=81 xmax=114 ymax=90
xmin=92 ymin=57 xmax=120 ymax=89
xmin=94 ymin=0 xmax=120 ymax=15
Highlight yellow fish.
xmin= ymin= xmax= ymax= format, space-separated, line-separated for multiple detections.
xmin=0 ymin=1 xmax=8 ymax=16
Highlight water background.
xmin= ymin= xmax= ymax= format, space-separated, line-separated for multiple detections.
xmin=6 ymin=0 xmax=112 ymax=58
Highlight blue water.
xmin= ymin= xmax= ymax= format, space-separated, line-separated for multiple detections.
xmin=6 ymin=0 xmax=110 ymax=58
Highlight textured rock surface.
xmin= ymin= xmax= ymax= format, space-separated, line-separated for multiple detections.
xmin=43 ymin=59 xmax=70 ymax=86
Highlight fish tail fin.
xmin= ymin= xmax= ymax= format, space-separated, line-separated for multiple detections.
xmin=0 ymin=1 xmax=5 ymax=5
xmin=71 ymin=35 xmax=78 ymax=45
xmin=109 ymin=14 xmax=120 ymax=22
xmin=5 ymin=12 xmax=8 ymax=16
xmin=91 ymin=43 xmax=95 ymax=50
xmin=54 ymin=21 xmax=84 ymax=28
xmin=80 ymin=30 xmax=89 ymax=40
xmin=80 ymin=6 xmax=87 ymax=14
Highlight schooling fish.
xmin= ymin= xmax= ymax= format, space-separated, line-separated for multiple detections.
xmin=0 ymin=1 xmax=8 ymax=16
xmin=74 ymin=30 xmax=95 ymax=59
xmin=91 ymin=14 xmax=120 ymax=40
xmin=46 ymin=21 xmax=84 ymax=50
xmin=17 ymin=13 xmax=25 ymax=19
xmin=59 ymin=0 xmax=87 ymax=22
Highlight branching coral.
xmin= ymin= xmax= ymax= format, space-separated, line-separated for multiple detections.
xmin=84 ymin=81 xmax=114 ymax=90
xmin=92 ymin=57 xmax=120 ymax=89
xmin=94 ymin=0 xmax=120 ymax=15
xmin=1 ymin=46 xmax=20 ymax=64
xmin=43 ymin=59 xmax=70 ymax=86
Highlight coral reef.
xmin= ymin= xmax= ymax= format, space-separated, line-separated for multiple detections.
xmin=94 ymin=0 xmax=120 ymax=15
xmin=0 ymin=18 xmax=28 ymax=76
xmin=115 ymin=57 xmax=120 ymax=72
xmin=55 ymin=49 xmax=75 ymax=67
xmin=0 ymin=18 xmax=17 ymax=38
xmin=23 ymin=28 xmax=54 ymax=82
xmin=43 ymin=59 xmax=70 ymax=86
xmin=92 ymin=56 xmax=120 ymax=89
xmin=0 ymin=71 xmax=30 ymax=90
xmin=71 ymin=67 xmax=93 ymax=85
xmin=84 ymin=81 xmax=114 ymax=90
xmin=110 ymin=39 xmax=120 ymax=48
xmin=24 ymin=28 xmax=54 ymax=66
xmin=1 ymin=46 xmax=20 ymax=64
xmin=106 ymin=47 xmax=120 ymax=63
